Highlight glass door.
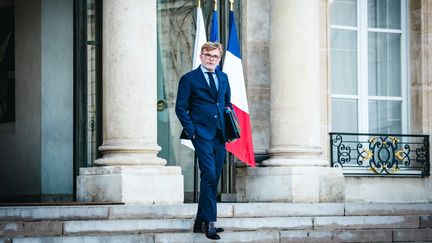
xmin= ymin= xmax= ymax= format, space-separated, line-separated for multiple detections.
xmin=73 ymin=0 xmax=102 ymax=200
xmin=156 ymin=0 xmax=197 ymax=202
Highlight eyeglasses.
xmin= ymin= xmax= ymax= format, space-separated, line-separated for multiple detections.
xmin=201 ymin=53 xmax=220 ymax=60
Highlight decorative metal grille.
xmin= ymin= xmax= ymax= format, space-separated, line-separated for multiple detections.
xmin=330 ymin=133 xmax=430 ymax=177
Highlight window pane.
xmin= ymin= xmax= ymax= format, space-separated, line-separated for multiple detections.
xmin=332 ymin=98 xmax=358 ymax=132
xmin=368 ymin=32 xmax=401 ymax=96
xmin=331 ymin=29 xmax=357 ymax=95
xmin=369 ymin=100 xmax=401 ymax=133
xmin=331 ymin=0 xmax=357 ymax=26
xmin=368 ymin=0 xmax=401 ymax=29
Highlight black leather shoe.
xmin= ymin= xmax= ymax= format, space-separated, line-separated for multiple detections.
xmin=203 ymin=221 xmax=220 ymax=240
xmin=193 ymin=220 xmax=224 ymax=233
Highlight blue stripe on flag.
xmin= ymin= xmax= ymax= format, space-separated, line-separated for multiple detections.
xmin=227 ymin=10 xmax=241 ymax=58
xmin=210 ymin=10 xmax=218 ymax=42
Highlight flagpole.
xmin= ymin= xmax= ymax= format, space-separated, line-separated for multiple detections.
xmin=197 ymin=0 xmax=201 ymax=8
xmin=230 ymin=0 xmax=234 ymax=11
xmin=213 ymin=0 xmax=217 ymax=11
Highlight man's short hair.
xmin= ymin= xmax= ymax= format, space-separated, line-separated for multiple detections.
xmin=201 ymin=42 xmax=224 ymax=56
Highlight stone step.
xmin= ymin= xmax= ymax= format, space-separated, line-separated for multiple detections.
xmin=1 ymin=203 xmax=431 ymax=222
xmin=63 ymin=217 xmax=312 ymax=235
xmin=2 ymin=215 xmax=428 ymax=238
xmin=4 ymin=229 xmax=432 ymax=243
xmin=62 ymin=215 xmax=422 ymax=235
xmin=345 ymin=203 xmax=432 ymax=216
xmin=1 ymin=203 xmax=431 ymax=241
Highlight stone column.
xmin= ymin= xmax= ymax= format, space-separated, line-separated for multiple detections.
xmin=236 ymin=0 xmax=344 ymax=203
xmin=410 ymin=0 xmax=432 ymax=201
xmin=264 ymin=0 xmax=325 ymax=167
xmin=77 ymin=0 xmax=183 ymax=204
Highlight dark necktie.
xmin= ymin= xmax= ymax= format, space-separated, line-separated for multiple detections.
xmin=207 ymin=72 xmax=218 ymax=98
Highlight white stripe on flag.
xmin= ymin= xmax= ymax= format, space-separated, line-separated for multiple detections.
xmin=223 ymin=51 xmax=249 ymax=113
xmin=192 ymin=7 xmax=206 ymax=69
xmin=181 ymin=6 xmax=207 ymax=150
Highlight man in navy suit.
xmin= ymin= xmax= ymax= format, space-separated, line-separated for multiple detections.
xmin=175 ymin=42 xmax=232 ymax=240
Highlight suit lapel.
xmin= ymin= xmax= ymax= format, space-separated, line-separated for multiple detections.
xmin=193 ymin=67 xmax=211 ymax=95
xmin=193 ymin=66 xmax=219 ymax=100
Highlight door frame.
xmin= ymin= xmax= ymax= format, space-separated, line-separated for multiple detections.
xmin=72 ymin=0 xmax=103 ymax=201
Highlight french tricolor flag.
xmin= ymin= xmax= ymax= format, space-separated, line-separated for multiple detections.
xmin=223 ymin=10 xmax=256 ymax=167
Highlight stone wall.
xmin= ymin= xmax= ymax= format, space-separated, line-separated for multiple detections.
xmin=240 ymin=0 xmax=271 ymax=161
xmin=410 ymin=0 xmax=432 ymax=202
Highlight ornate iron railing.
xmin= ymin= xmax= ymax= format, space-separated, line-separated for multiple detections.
xmin=330 ymin=132 xmax=430 ymax=177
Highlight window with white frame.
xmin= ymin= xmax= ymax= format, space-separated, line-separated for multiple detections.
xmin=330 ymin=0 xmax=407 ymax=134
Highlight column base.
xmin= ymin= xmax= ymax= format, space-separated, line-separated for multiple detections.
xmin=93 ymin=139 xmax=167 ymax=166
xmin=77 ymin=166 xmax=183 ymax=204
xmin=235 ymin=166 xmax=345 ymax=203
xmin=261 ymin=157 xmax=329 ymax=167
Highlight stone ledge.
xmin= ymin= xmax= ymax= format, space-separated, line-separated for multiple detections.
xmin=63 ymin=219 xmax=192 ymax=235
xmin=345 ymin=203 xmax=432 ymax=216
xmin=280 ymin=229 xmax=393 ymax=242
xmin=63 ymin=217 xmax=312 ymax=235
xmin=393 ymin=228 xmax=432 ymax=242
xmin=108 ymin=204 xmax=233 ymax=219
xmin=1 ymin=203 xmax=429 ymax=222
xmin=11 ymin=234 xmax=154 ymax=243
xmin=0 ymin=222 xmax=23 ymax=237
xmin=155 ymin=231 xmax=279 ymax=243
xmin=232 ymin=203 xmax=344 ymax=217
xmin=1 ymin=203 xmax=429 ymax=221
xmin=314 ymin=216 xmax=419 ymax=230
xmin=10 ymin=229 xmax=431 ymax=243
xmin=23 ymin=222 xmax=62 ymax=237
xmin=218 ymin=217 xmax=313 ymax=231
xmin=0 ymin=206 xmax=109 ymax=222
xmin=79 ymin=165 xmax=181 ymax=175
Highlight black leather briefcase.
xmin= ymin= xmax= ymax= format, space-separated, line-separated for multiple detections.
xmin=225 ymin=107 xmax=241 ymax=141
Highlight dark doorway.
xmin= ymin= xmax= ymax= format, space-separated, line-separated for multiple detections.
xmin=73 ymin=0 xmax=103 ymax=200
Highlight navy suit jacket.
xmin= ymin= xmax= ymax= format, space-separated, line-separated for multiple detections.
xmin=175 ymin=66 xmax=232 ymax=141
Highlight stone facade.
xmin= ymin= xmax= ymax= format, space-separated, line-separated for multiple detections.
xmin=234 ymin=0 xmax=432 ymax=203
xmin=80 ymin=0 xmax=432 ymax=204
xmin=1 ymin=0 xmax=431 ymax=204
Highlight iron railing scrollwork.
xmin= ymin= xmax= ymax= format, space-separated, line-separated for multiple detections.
xmin=330 ymin=132 xmax=430 ymax=177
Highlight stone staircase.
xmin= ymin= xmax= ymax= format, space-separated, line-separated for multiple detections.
xmin=0 ymin=203 xmax=431 ymax=242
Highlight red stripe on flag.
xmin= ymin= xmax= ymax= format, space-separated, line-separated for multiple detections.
xmin=226 ymin=105 xmax=256 ymax=167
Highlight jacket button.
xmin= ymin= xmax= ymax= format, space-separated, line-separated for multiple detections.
xmin=217 ymin=102 xmax=219 ymax=105
xmin=214 ymin=115 xmax=218 ymax=118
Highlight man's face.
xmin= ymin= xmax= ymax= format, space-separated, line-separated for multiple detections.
xmin=200 ymin=49 xmax=221 ymax=72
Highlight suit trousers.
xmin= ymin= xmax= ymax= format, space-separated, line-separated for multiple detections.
xmin=192 ymin=129 xmax=226 ymax=222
